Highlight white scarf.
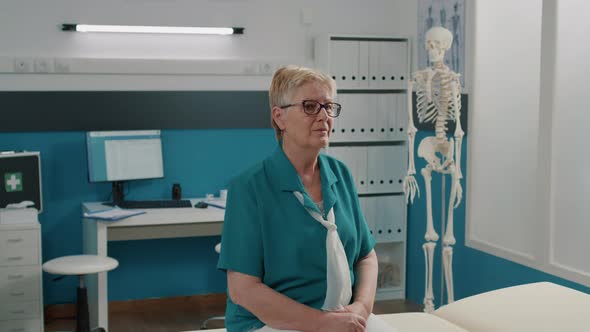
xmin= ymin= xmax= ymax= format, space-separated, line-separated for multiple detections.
xmin=293 ymin=191 xmax=352 ymax=310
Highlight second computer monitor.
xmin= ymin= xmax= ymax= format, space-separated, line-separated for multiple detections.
xmin=86 ymin=130 xmax=164 ymax=183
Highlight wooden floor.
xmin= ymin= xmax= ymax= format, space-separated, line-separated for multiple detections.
xmin=44 ymin=294 xmax=422 ymax=332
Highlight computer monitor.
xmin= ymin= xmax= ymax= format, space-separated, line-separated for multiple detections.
xmin=86 ymin=130 xmax=164 ymax=205
xmin=0 ymin=151 xmax=43 ymax=212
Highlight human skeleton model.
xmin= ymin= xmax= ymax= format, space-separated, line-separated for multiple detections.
xmin=403 ymin=27 xmax=464 ymax=313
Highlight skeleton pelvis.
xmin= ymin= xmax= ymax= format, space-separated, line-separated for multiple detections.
xmin=417 ymin=136 xmax=454 ymax=166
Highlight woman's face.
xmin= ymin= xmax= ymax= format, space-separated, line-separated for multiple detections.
xmin=277 ymin=81 xmax=334 ymax=150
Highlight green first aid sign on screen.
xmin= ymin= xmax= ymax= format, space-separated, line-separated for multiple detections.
xmin=4 ymin=172 xmax=23 ymax=192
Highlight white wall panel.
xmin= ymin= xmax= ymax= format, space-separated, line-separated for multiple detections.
xmin=549 ymin=0 xmax=590 ymax=279
xmin=466 ymin=0 xmax=542 ymax=262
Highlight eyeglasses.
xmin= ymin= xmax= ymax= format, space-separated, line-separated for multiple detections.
xmin=279 ymin=100 xmax=342 ymax=118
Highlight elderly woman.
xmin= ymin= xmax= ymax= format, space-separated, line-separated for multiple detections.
xmin=218 ymin=65 xmax=391 ymax=332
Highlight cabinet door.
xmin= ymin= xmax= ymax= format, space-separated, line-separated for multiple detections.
xmin=327 ymin=146 xmax=347 ymax=167
xmin=330 ymin=40 xmax=359 ymax=89
xmin=331 ymin=94 xmax=347 ymax=142
xmin=0 ymin=318 xmax=42 ymax=332
xmin=358 ymin=197 xmax=375 ymax=238
xmin=364 ymin=94 xmax=378 ymax=141
xmin=345 ymin=94 xmax=374 ymax=142
xmin=0 ymin=266 xmax=40 ymax=303
xmin=378 ymin=41 xmax=397 ymax=88
xmin=327 ymin=146 xmax=368 ymax=194
xmin=375 ymin=196 xmax=390 ymax=243
xmin=369 ymin=41 xmax=397 ymax=88
xmin=389 ymin=145 xmax=407 ymax=193
xmin=368 ymin=40 xmax=409 ymax=89
xmin=371 ymin=197 xmax=386 ymax=242
xmin=381 ymin=195 xmax=406 ymax=242
xmin=367 ymin=145 xmax=406 ymax=193
xmin=378 ymin=94 xmax=396 ymax=141
xmin=337 ymin=93 xmax=356 ymax=141
xmin=367 ymin=146 xmax=390 ymax=193
xmin=370 ymin=195 xmax=406 ymax=243
xmin=366 ymin=146 xmax=381 ymax=193
xmin=368 ymin=41 xmax=381 ymax=88
xmin=390 ymin=93 xmax=408 ymax=141
xmin=0 ymin=230 xmax=39 ymax=267
xmin=349 ymin=147 xmax=368 ymax=194
xmin=391 ymin=41 xmax=409 ymax=89
xmin=0 ymin=301 xmax=40 ymax=320
xmin=358 ymin=41 xmax=370 ymax=88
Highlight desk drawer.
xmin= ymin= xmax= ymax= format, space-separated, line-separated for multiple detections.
xmin=0 ymin=266 xmax=40 ymax=302
xmin=0 ymin=318 xmax=41 ymax=332
xmin=0 ymin=301 xmax=40 ymax=320
xmin=0 ymin=230 xmax=39 ymax=266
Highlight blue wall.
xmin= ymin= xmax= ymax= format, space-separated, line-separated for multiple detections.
xmin=405 ymin=131 xmax=590 ymax=309
xmin=0 ymin=129 xmax=277 ymax=304
xmin=2 ymin=128 xmax=589 ymax=306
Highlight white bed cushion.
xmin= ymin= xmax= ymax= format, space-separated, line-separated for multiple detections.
xmin=191 ymin=312 xmax=468 ymax=332
xmin=434 ymin=282 xmax=590 ymax=332
xmin=379 ymin=312 xmax=469 ymax=332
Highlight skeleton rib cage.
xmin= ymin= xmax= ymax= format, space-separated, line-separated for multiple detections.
xmin=414 ymin=69 xmax=462 ymax=128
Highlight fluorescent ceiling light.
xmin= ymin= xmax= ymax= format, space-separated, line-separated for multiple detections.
xmin=61 ymin=24 xmax=244 ymax=35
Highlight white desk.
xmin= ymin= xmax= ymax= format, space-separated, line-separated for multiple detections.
xmin=82 ymin=200 xmax=225 ymax=332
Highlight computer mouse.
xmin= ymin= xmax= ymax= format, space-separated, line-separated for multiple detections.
xmin=195 ymin=201 xmax=208 ymax=209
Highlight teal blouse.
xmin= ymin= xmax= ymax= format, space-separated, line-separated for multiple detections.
xmin=217 ymin=145 xmax=375 ymax=332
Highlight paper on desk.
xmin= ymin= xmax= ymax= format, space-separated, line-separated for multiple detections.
xmin=83 ymin=206 xmax=146 ymax=221
xmin=204 ymin=198 xmax=226 ymax=209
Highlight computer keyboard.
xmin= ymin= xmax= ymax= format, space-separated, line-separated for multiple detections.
xmin=117 ymin=199 xmax=192 ymax=209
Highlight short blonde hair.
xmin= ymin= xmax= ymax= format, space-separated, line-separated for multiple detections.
xmin=269 ymin=65 xmax=336 ymax=141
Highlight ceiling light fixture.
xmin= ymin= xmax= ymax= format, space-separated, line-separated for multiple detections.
xmin=61 ymin=24 xmax=244 ymax=35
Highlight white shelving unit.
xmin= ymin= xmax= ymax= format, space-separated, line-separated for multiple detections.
xmin=0 ymin=221 xmax=43 ymax=332
xmin=316 ymin=35 xmax=410 ymax=300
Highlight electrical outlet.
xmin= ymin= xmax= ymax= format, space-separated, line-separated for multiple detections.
xmin=259 ymin=62 xmax=273 ymax=75
xmin=54 ymin=58 xmax=70 ymax=73
xmin=301 ymin=8 xmax=313 ymax=25
xmin=242 ymin=63 xmax=257 ymax=75
xmin=13 ymin=58 xmax=32 ymax=73
xmin=34 ymin=58 xmax=53 ymax=73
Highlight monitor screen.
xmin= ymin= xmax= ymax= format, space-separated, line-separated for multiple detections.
xmin=86 ymin=130 xmax=164 ymax=182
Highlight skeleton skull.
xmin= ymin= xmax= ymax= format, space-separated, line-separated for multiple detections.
xmin=425 ymin=27 xmax=453 ymax=63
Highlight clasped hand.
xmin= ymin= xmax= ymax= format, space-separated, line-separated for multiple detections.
xmin=318 ymin=302 xmax=369 ymax=332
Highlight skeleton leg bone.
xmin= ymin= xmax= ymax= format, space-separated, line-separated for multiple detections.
xmin=421 ymin=166 xmax=439 ymax=242
xmin=423 ymin=242 xmax=436 ymax=313
xmin=453 ymin=131 xmax=464 ymax=209
xmin=453 ymin=77 xmax=465 ymax=182
xmin=442 ymin=245 xmax=454 ymax=303
xmin=455 ymin=133 xmax=464 ymax=181
xmin=443 ymin=167 xmax=457 ymax=246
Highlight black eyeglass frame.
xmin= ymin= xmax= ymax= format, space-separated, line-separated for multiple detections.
xmin=279 ymin=100 xmax=342 ymax=118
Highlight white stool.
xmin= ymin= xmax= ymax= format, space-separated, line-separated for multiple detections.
xmin=43 ymin=255 xmax=118 ymax=332
xmin=201 ymin=243 xmax=225 ymax=330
